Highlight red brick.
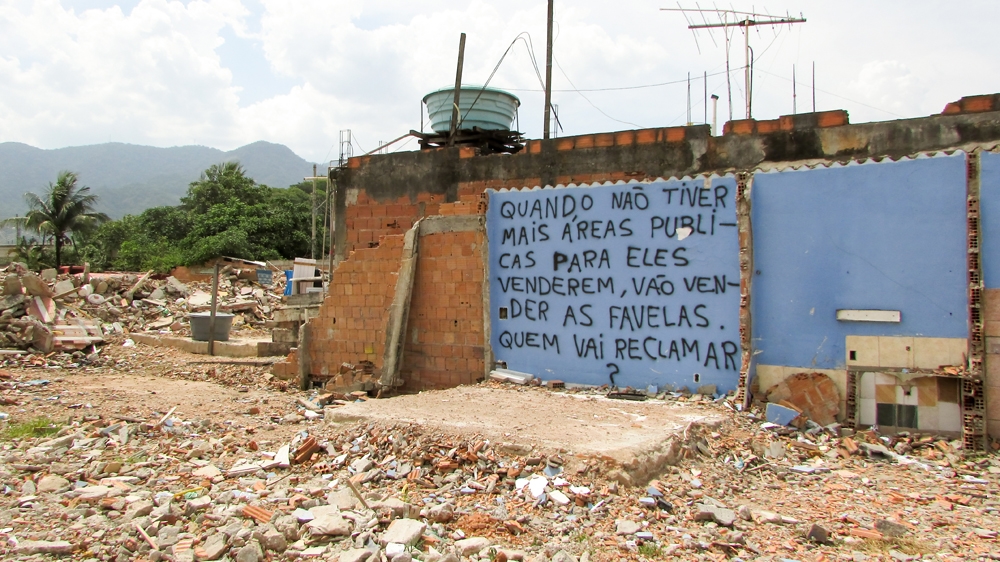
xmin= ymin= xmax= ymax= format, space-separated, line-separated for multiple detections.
xmin=816 ymin=110 xmax=849 ymax=128
xmin=635 ymin=129 xmax=657 ymax=144
xmin=664 ymin=127 xmax=686 ymax=142
xmin=615 ymin=131 xmax=635 ymax=145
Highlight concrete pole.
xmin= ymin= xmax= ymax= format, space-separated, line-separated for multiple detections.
xmin=543 ymin=0 xmax=554 ymax=139
xmin=207 ymin=262 xmax=220 ymax=356
xmin=311 ymin=163 xmax=317 ymax=259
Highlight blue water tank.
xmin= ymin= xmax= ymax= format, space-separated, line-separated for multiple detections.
xmin=423 ymin=86 xmax=520 ymax=134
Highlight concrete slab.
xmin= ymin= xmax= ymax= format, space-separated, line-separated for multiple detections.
xmin=131 ymin=333 xmax=272 ymax=358
xmin=327 ymin=385 xmax=722 ymax=484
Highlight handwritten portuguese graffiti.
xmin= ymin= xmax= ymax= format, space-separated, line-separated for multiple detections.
xmin=487 ymin=178 xmax=741 ymax=391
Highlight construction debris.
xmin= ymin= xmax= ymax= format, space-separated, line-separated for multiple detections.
xmin=1 ymin=262 xmax=292 ymax=354
xmin=0 ymin=351 xmax=996 ymax=561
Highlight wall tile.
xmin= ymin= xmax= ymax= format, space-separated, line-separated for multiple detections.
xmin=939 ymin=402 xmax=962 ymax=432
xmin=878 ymin=336 xmax=914 ymax=369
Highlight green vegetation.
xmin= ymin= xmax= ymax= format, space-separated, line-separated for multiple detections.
xmin=1 ymin=416 xmax=61 ymax=440
xmin=637 ymin=543 xmax=662 ymax=558
xmin=73 ymin=162 xmax=326 ymax=272
xmin=5 ymin=162 xmax=326 ymax=273
xmin=2 ymin=171 xmax=109 ymax=268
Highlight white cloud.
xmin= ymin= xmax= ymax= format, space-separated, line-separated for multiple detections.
xmin=2 ymin=1 xmax=1000 ymax=161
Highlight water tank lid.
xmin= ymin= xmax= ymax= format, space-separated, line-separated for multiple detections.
xmin=422 ymin=85 xmax=521 ymax=107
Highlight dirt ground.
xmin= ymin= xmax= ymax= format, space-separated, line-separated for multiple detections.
xmin=1 ymin=339 xmax=999 ymax=562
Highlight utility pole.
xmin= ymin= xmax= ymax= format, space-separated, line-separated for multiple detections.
xmin=663 ymin=8 xmax=805 ymax=119
xmin=812 ymin=61 xmax=817 ymax=112
xmin=793 ymin=64 xmax=797 ymax=114
xmin=543 ymin=0 xmax=554 ymax=139
xmin=304 ymin=166 xmax=327 ymax=260
xmin=311 ymin=164 xmax=317 ymax=259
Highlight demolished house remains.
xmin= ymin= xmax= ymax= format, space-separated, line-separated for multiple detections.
xmin=2 ymin=93 xmax=1000 ymax=562
xmin=270 ymin=93 xmax=1000 ymax=449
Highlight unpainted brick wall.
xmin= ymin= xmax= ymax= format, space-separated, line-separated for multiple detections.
xmin=400 ymin=225 xmax=486 ymax=391
xmin=344 ymin=191 xmax=443 ymax=254
xmin=310 ymin=235 xmax=406 ymax=378
xmin=278 ymin=200 xmax=487 ymax=391
xmin=273 ymin=235 xmax=406 ymax=381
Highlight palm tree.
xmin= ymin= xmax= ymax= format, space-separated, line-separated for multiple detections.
xmin=5 ymin=171 xmax=109 ymax=268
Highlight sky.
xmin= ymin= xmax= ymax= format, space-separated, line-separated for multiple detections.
xmin=2 ymin=0 xmax=999 ymax=163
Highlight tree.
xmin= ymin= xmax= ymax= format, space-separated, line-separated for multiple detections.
xmin=4 ymin=171 xmax=109 ymax=268
xmin=181 ymin=162 xmax=267 ymax=214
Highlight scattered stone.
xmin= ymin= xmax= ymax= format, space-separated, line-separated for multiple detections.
xmin=455 ymin=537 xmax=491 ymax=557
xmin=874 ymin=519 xmax=909 ymax=538
xmin=615 ymin=519 xmax=642 ymax=535
xmin=36 ymin=474 xmax=69 ymax=493
xmin=236 ymin=540 xmax=263 ymax=562
xmin=806 ymin=523 xmax=830 ymax=544
xmin=340 ymin=548 xmax=376 ymax=562
xmin=15 ymin=540 xmax=74 ymax=555
xmin=693 ymin=503 xmax=736 ymax=527
xmin=380 ymin=518 xmax=427 ymax=546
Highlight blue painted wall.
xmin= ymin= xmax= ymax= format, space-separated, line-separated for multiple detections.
xmin=487 ymin=178 xmax=741 ymax=391
xmin=750 ymin=155 xmax=968 ymax=370
xmin=980 ymin=152 xmax=1000 ymax=289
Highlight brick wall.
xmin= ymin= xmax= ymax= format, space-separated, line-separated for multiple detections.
xmin=400 ymin=224 xmax=486 ymax=391
xmin=275 ymin=200 xmax=487 ymax=393
xmin=272 ymin=234 xmax=407 ymax=383
xmin=311 ymin=235 xmax=406 ymax=379
xmin=344 ymin=191 xmax=443 ymax=255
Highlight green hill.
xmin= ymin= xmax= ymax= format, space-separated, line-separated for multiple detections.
xmin=0 ymin=141 xmax=317 ymax=221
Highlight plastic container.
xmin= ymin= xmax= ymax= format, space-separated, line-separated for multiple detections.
xmin=422 ymin=86 xmax=520 ymax=134
xmin=188 ymin=313 xmax=234 ymax=342
xmin=283 ymin=270 xmax=293 ymax=296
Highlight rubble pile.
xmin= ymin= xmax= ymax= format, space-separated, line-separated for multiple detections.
xmin=0 ymin=263 xmax=287 ymax=353
xmin=0 ymin=365 xmax=996 ymax=561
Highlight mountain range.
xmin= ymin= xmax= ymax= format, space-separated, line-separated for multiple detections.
xmin=0 ymin=141 xmax=316 ymax=220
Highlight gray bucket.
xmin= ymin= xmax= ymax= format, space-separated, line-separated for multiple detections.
xmin=189 ymin=312 xmax=234 ymax=342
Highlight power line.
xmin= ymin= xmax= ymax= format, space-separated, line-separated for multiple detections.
xmin=754 ymin=68 xmax=905 ymax=118
xmin=498 ymin=68 xmax=734 ymax=93
xmin=553 ymin=56 xmax=643 ymax=129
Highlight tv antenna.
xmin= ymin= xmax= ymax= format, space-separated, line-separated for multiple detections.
xmin=662 ymin=5 xmax=805 ymax=120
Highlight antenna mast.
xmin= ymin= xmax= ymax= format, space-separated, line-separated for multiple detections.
xmin=663 ymin=7 xmax=805 ymax=120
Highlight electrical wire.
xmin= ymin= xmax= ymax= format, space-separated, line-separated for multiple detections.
xmin=553 ymin=56 xmax=643 ymax=129
xmin=498 ymin=68 xmax=733 ymax=93
xmin=754 ymin=68 xmax=905 ymax=118
xmin=456 ymin=32 xmax=542 ymax=130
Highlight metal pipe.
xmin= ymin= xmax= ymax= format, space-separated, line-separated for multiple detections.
xmin=448 ymin=33 xmax=466 ymax=147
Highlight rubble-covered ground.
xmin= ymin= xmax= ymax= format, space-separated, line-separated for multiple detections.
xmin=0 ymin=342 xmax=998 ymax=562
